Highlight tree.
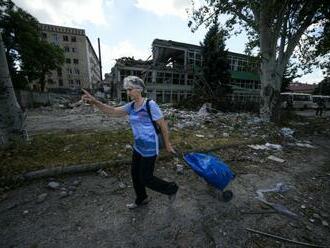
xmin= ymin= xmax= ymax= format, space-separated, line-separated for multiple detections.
xmin=0 ymin=0 xmax=64 ymax=91
xmin=199 ymin=21 xmax=231 ymax=105
xmin=314 ymin=77 xmax=330 ymax=95
xmin=0 ymin=32 xmax=24 ymax=145
xmin=188 ymin=0 xmax=330 ymax=121
xmin=281 ymin=63 xmax=301 ymax=92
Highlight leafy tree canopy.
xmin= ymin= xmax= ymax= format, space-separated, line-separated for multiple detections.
xmin=199 ymin=21 xmax=231 ymax=104
xmin=0 ymin=0 xmax=64 ymax=91
xmin=188 ymin=0 xmax=330 ymax=121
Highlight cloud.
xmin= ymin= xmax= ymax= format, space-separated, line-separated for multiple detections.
xmin=134 ymin=0 xmax=191 ymax=19
xmin=94 ymin=41 xmax=151 ymax=74
xmin=13 ymin=0 xmax=106 ymax=26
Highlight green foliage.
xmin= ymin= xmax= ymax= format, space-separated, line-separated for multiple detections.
xmin=198 ymin=21 xmax=231 ymax=106
xmin=0 ymin=0 xmax=64 ymax=90
xmin=281 ymin=63 xmax=301 ymax=92
xmin=314 ymin=77 xmax=330 ymax=95
xmin=188 ymin=0 xmax=329 ymax=120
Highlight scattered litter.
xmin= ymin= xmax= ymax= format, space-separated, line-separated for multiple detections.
xmin=197 ymin=103 xmax=211 ymax=116
xmin=48 ymin=181 xmax=60 ymax=190
xmin=248 ymin=144 xmax=269 ymax=150
xmin=176 ymin=164 xmax=184 ymax=175
xmin=256 ymin=183 xmax=297 ymax=218
xmin=97 ymin=169 xmax=109 ymax=178
xmin=118 ymin=182 xmax=126 ymax=189
xmin=280 ymin=127 xmax=295 ymax=138
xmin=322 ymin=220 xmax=329 ymax=227
xmin=125 ymin=144 xmax=132 ymax=150
xmin=267 ymin=155 xmax=285 ymax=163
xmin=222 ymin=132 xmax=229 ymax=137
xmin=195 ymin=134 xmax=205 ymax=138
xmin=265 ymin=143 xmax=282 ymax=150
xmin=248 ymin=143 xmax=282 ymax=151
xmin=295 ymin=143 xmax=316 ymax=148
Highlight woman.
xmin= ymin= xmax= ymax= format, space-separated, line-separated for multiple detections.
xmin=82 ymin=76 xmax=178 ymax=209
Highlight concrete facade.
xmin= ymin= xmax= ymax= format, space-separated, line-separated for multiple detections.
xmin=107 ymin=39 xmax=260 ymax=103
xmin=36 ymin=23 xmax=101 ymax=92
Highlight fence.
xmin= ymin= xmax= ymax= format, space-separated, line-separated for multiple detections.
xmin=15 ymin=90 xmax=80 ymax=109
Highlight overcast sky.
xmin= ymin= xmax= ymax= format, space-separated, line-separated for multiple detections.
xmin=13 ymin=0 xmax=324 ymax=84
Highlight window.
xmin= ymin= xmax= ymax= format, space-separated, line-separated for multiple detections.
xmin=64 ymin=46 xmax=70 ymax=52
xmin=42 ymin=33 xmax=47 ymax=39
xmin=71 ymin=36 xmax=77 ymax=42
xmin=73 ymin=59 xmax=79 ymax=64
xmin=66 ymin=68 xmax=73 ymax=74
xmin=52 ymin=34 xmax=58 ymax=42
xmin=59 ymin=79 xmax=63 ymax=86
xmin=57 ymin=68 xmax=62 ymax=76
xmin=63 ymin=35 xmax=69 ymax=41
xmin=66 ymin=58 xmax=71 ymax=64
xmin=72 ymin=47 xmax=77 ymax=53
xmin=173 ymin=74 xmax=179 ymax=84
xmin=74 ymin=68 xmax=80 ymax=74
xmin=75 ymin=79 xmax=81 ymax=86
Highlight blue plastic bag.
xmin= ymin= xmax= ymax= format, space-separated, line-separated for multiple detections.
xmin=183 ymin=152 xmax=235 ymax=191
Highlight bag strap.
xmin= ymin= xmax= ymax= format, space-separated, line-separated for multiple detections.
xmin=146 ymin=99 xmax=160 ymax=134
xmin=130 ymin=99 xmax=160 ymax=133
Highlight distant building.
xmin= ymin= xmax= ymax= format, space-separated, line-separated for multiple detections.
xmin=108 ymin=39 xmax=260 ymax=103
xmin=32 ymin=23 xmax=101 ymax=92
xmin=288 ymin=82 xmax=317 ymax=94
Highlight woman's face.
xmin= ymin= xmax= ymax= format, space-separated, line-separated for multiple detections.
xmin=126 ymin=87 xmax=141 ymax=100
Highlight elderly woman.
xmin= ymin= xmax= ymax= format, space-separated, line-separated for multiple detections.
xmin=82 ymin=76 xmax=178 ymax=209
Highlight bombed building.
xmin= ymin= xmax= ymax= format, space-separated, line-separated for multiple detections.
xmin=32 ymin=23 xmax=101 ymax=92
xmin=107 ymin=39 xmax=260 ymax=103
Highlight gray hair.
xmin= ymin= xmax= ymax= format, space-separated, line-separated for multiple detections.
xmin=123 ymin=76 xmax=145 ymax=91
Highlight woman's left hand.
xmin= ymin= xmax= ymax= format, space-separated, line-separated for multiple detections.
xmin=166 ymin=143 xmax=176 ymax=154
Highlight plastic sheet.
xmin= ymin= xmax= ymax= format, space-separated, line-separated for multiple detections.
xmin=183 ymin=153 xmax=235 ymax=191
xmin=256 ymin=183 xmax=298 ymax=218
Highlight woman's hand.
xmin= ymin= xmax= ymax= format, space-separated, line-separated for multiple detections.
xmin=81 ymin=89 xmax=97 ymax=105
xmin=166 ymin=143 xmax=176 ymax=155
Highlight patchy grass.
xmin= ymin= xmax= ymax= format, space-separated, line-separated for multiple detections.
xmin=0 ymin=128 xmax=259 ymax=188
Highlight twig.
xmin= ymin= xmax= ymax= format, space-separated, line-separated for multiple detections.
xmin=240 ymin=210 xmax=277 ymax=215
xmin=246 ymin=228 xmax=326 ymax=248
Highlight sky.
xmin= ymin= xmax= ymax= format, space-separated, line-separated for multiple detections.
xmin=13 ymin=0 xmax=325 ymax=84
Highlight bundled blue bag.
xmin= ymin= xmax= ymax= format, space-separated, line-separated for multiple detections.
xmin=183 ymin=152 xmax=235 ymax=191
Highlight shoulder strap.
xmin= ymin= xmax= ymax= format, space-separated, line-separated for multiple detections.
xmin=146 ymin=99 xmax=160 ymax=133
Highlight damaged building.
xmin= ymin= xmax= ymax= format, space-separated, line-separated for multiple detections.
xmin=106 ymin=39 xmax=260 ymax=103
xmin=32 ymin=23 xmax=101 ymax=92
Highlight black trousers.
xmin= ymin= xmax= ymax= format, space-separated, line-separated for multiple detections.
xmin=131 ymin=149 xmax=178 ymax=205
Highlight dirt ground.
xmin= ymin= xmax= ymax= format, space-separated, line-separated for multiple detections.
xmin=0 ymin=108 xmax=329 ymax=248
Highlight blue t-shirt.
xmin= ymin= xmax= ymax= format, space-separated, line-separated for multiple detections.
xmin=122 ymin=99 xmax=163 ymax=157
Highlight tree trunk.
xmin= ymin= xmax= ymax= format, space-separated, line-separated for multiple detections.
xmin=259 ymin=60 xmax=282 ymax=122
xmin=258 ymin=10 xmax=283 ymax=122
xmin=0 ymin=33 xmax=24 ymax=145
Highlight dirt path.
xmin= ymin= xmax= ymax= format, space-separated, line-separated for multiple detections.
xmin=1 ymin=135 xmax=329 ymax=247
